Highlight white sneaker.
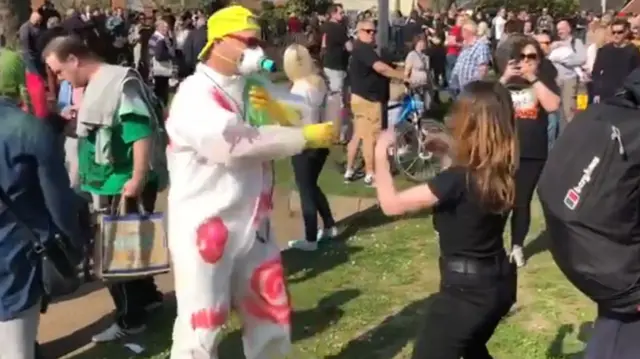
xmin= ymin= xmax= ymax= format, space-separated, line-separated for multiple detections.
xmin=344 ymin=169 xmax=355 ymax=183
xmin=287 ymin=239 xmax=318 ymax=251
xmin=91 ymin=323 xmax=146 ymax=343
xmin=397 ymin=145 xmax=410 ymax=156
xmin=363 ymin=174 xmax=375 ymax=187
xmin=317 ymin=226 xmax=338 ymax=241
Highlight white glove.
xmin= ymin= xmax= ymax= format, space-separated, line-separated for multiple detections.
xmin=509 ymin=245 xmax=526 ymax=268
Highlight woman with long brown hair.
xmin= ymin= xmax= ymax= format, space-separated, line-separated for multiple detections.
xmin=374 ymin=80 xmax=518 ymax=358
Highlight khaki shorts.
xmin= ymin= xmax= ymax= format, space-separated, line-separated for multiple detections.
xmin=350 ymin=94 xmax=382 ymax=141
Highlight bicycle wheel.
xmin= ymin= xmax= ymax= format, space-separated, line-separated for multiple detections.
xmin=394 ymin=118 xmax=449 ymax=183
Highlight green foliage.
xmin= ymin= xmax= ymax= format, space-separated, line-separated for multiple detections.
xmin=475 ymin=0 xmax=579 ymax=15
xmin=279 ymin=0 xmax=334 ymax=16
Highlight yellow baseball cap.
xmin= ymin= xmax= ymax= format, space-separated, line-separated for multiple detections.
xmin=198 ymin=5 xmax=261 ymax=60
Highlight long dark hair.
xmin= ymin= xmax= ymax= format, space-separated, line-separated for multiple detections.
xmin=450 ymin=80 xmax=518 ymax=213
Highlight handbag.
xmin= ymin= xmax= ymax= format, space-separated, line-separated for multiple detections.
xmin=94 ymin=197 xmax=170 ymax=282
xmin=0 ymin=186 xmax=82 ymax=299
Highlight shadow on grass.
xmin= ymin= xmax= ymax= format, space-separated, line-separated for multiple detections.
xmin=546 ymin=321 xmax=592 ymax=359
xmin=524 ymin=229 xmax=550 ymax=262
xmin=218 ymin=288 xmax=362 ymax=357
xmin=325 ymin=295 xmax=435 ymax=359
xmin=283 ymin=205 xmax=430 ymax=284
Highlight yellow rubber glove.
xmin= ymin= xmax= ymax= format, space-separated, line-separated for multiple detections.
xmin=248 ymin=86 xmax=299 ymax=127
xmin=303 ymin=123 xmax=335 ymax=149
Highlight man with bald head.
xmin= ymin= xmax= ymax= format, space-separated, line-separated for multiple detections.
xmin=449 ymin=20 xmax=491 ymax=92
xmin=549 ymin=19 xmax=586 ymax=129
xmin=18 ymin=12 xmax=43 ymax=77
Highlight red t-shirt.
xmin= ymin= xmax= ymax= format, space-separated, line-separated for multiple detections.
xmin=446 ymin=26 xmax=462 ymax=56
xmin=288 ymin=17 xmax=303 ymax=33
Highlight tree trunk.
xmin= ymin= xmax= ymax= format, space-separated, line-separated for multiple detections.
xmin=0 ymin=0 xmax=31 ymax=48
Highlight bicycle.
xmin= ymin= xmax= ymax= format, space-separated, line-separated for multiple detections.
xmin=390 ymin=84 xmax=449 ymax=183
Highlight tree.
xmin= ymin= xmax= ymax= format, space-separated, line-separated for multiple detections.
xmin=0 ymin=0 xmax=30 ymax=48
xmin=474 ymin=0 xmax=578 ymax=14
xmin=284 ymin=0 xmax=333 ymax=16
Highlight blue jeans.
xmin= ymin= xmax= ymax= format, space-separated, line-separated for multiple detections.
xmin=445 ymin=54 xmax=458 ymax=98
xmin=445 ymin=54 xmax=458 ymax=85
xmin=547 ymin=110 xmax=561 ymax=150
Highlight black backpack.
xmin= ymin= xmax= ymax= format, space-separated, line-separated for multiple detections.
xmin=537 ymin=69 xmax=640 ymax=314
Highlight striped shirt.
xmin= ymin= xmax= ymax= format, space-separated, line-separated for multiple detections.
xmin=450 ymin=38 xmax=491 ymax=90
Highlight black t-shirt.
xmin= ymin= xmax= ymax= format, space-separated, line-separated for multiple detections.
xmin=402 ymin=20 xmax=422 ymax=45
xmin=428 ymin=167 xmax=509 ymax=258
xmin=322 ymin=21 xmax=349 ymax=71
xmin=349 ymin=40 xmax=390 ymax=103
xmin=507 ymin=59 xmax=558 ymax=159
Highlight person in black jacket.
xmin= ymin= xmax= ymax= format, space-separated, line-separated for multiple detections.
xmin=181 ymin=16 xmax=207 ymax=75
xmin=592 ymin=19 xmax=640 ymax=102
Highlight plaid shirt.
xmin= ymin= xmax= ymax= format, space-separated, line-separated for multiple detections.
xmin=450 ymin=38 xmax=491 ymax=90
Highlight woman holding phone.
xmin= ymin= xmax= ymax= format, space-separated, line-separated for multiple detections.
xmin=499 ymin=35 xmax=560 ymax=267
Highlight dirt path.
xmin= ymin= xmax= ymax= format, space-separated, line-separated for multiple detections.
xmin=38 ymin=189 xmax=375 ymax=358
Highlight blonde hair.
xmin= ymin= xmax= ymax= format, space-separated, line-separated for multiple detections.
xmin=477 ymin=21 xmax=489 ymax=37
xmin=593 ymin=26 xmax=608 ymax=48
xmin=283 ymin=44 xmax=326 ymax=91
xmin=462 ymin=19 xmax=478 ymax=34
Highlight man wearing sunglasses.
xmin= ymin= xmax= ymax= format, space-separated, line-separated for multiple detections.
xmin=165 ymin=6 xmax=335 ymax=358
xmin=344 ymin=19 xmax=405 ymax=187
xmin=591 ymin=19 xmax=640 ymax=105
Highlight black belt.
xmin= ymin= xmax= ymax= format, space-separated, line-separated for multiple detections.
xmin=439 ymin=252 xmax=507 ymax=276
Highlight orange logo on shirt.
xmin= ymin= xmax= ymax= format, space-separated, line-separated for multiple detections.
xmin=510 ymin=88 xmax=539 ymax=120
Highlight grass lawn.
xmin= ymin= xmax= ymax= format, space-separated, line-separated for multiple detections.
xmin=75 ymin=170 xmax=596 ymax=359
xmin=274 ymin=146 xmax=416 ymax=198
xmin=70 ymin=93 xmax=592 ymax=359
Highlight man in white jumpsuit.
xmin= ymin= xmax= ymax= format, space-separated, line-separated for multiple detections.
xmin=166 ymin=6 xmax=335 ymax=359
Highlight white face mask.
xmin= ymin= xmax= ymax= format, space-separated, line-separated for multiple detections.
xmin=237 ymin=47 xmax=276 ymax=75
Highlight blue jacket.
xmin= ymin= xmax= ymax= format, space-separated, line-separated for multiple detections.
xmin=0 ymin=99 xmax=82 ymax=320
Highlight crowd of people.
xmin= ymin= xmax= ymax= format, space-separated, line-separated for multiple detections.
xmin=1 ymin=1 xmax=640 ymax=359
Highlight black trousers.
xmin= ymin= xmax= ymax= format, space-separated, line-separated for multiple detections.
xmin=585 ymin=311 xmax=640 ymax=359
xmin=105 ymin=182 xmax=162 ymax=329
xmin=511 ymin=158 xmax=545 ymax=247
xmin=411 ymin=253 xmax=517 ymax=359
xmin=153 ymin=76 xmax=170 ymax=105
xmin=291 ymin=149 xmax=336 ymax=242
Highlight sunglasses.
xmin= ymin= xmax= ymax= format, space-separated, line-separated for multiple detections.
xmin=224 ymin=34 xmax=263 ymax=48
xmin=519 ymin=53 xmax=538 ymax=61
xmin=360 ymin=28 xmax=377 ymax=34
